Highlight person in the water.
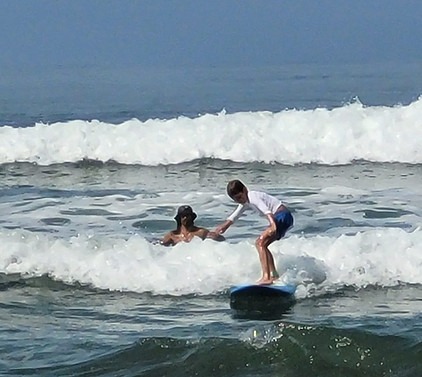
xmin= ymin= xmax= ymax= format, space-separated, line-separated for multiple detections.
xmin=161 ymin=205 xmax=225 ymax=246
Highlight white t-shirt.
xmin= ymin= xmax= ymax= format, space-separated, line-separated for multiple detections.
xmin=227 ymin=190 xmax=282 ymax=223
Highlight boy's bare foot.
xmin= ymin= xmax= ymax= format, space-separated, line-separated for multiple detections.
xmin=256 ymin=278 xmax=273 ymax=285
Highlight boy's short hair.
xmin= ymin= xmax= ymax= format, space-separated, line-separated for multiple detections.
xmin=227 ymin=180 xmax=246 ymax=199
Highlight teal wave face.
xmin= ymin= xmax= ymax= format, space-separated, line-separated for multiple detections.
xmin=13 ymin=329 xmax=420 ymax=377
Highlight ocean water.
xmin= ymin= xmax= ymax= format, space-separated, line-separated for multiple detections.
xmin=1 ymin=62 xmax=422 ymax=376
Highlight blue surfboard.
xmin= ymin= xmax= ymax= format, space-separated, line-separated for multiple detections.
xmin=230 ymin=283 xmax=296 ymax=317
xmin=230 ymin=283 xmax=296 ymax=298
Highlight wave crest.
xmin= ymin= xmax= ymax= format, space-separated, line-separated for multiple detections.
xmin=1 ymin=97 xmax=422 ymax=165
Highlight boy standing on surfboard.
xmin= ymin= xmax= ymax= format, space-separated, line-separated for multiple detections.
xmin=215 ymin=180 xmax=293 ymax=285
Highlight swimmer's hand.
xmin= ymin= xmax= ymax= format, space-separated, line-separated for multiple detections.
xmin=207 ymin=231 xmax=225 ymax=242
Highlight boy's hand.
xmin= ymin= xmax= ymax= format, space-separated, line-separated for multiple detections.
xmin=215 ymin=220 xmax=233 ymax=234
xmin=214 ymin=225 xmax=225 ymax=234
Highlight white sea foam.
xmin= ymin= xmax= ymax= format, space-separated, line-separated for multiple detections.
xmin=1 ymin=98 xmax=422 ymax=165
xmin=1 ymin=227 xmax=421 ymax=297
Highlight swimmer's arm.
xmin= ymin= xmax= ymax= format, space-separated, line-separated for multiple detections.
xmin=206 ymin=231 xmax=226 ymax=242
xmin=197 ymin=228 xmax=225 ymax=242
xmin=161 ymin=232 xmax=176 ymax=246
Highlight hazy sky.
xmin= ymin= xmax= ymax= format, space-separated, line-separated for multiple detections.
xmin=1 ymin=0 xmax=421 ymax=68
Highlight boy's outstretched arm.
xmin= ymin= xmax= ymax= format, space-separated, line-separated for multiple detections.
xmin=215 ymin=220 xmax=233 ymax=235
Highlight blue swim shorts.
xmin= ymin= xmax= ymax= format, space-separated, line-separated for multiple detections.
xmin=274 ymin=209 xmax=294 ymax=240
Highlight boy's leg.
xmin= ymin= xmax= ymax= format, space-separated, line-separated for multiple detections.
xmin=255 ymin=229 xmax=278 ymax=285
xmin=267 ymin=251 xmax=279 ymax=280
xmin=269 ymin=210 xmax=293 ymax=281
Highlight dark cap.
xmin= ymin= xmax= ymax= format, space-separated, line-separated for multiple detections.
xmin=174 ymin=205 xmax=197 ymax=221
